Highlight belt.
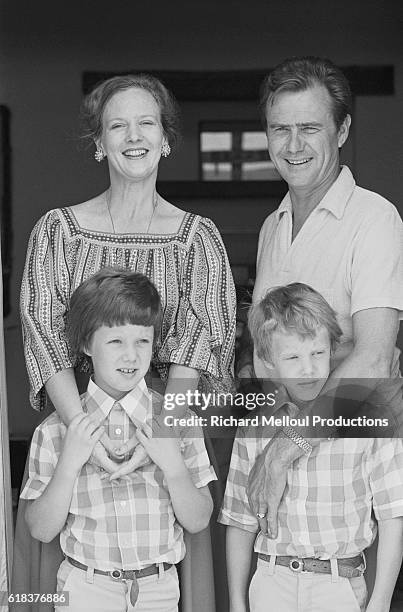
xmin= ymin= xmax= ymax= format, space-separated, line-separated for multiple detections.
xmin=66 ymin=556 xmax=173 ymax=606
xmin=258 ymin=553 xmax=364 ymax=579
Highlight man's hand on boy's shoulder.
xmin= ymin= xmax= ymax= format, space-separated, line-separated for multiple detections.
xmin=61 ymin=413 xmax=104 ymax=475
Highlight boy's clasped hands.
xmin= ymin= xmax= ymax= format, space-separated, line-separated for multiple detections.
xmin=64 ymin=412 xmax=181 ymax=483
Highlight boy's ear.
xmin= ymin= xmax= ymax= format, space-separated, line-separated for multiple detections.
xmin=82 ymin=344 xmax=92 ymax=357
xmin=262 ymin=358 xmax=275 ymax=371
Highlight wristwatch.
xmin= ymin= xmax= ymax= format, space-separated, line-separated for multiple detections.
xmin=283 ymin=426 xmax=313 ymax=456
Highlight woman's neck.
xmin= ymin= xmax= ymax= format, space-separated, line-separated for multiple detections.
xmin=107 ymin=175 xmax=157 ymax=219
xmin=104 ymin=173 xmax=160 ymax=234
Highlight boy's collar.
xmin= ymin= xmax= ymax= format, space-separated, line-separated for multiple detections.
xmin=273 ymin=385 xmax=319 ymax=417
xmin=272 ymin=385 xmax=301 ymax=416
xmin=85 ymin=378 xmax=151 ymax=426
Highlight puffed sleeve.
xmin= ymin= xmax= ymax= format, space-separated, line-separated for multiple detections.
xmin=20 ymin=210 xmax=74 ymax=411
xmin=157 ymin=217 xmax=236 ymax=386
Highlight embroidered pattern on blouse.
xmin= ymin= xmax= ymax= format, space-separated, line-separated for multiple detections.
xmin=21 ymin=208 xmax=236 ymax=411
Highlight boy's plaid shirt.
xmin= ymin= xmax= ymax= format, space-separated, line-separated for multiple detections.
xmin=21 ymin=378 xmax=216 ymax=570
xmin=219 ymin=400 xmax=403 ymax=559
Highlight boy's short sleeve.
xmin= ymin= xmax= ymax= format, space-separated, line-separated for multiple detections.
xmin=218 ymin=427 xmax=259 ymax=532
xmin=181 ymin=415 xmax=217 ymax=488
xmin=368 ymin=438 xmax=403 ymax=520
xmin=20 ymin=416 xmax=62 ymax=500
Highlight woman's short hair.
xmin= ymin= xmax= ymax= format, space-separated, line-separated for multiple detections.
xmin=80 ymin=73 xmax=181 ymax=148
xmin=67 ymin=267 xmax=162 ymax=355
xmin=248 ymin=282 xmax=342 ymax=361
xmin=260 ymin=56 xmax=352 ymax=130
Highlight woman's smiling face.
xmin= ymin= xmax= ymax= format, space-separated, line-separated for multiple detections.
xmin=99 ymin=87 xmax=165 ymax=183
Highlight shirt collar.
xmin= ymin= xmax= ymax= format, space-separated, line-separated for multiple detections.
xmin=84 ymin=378 xmax=151 ymax=427
xmin=275 ymin=166 xmax=355 ymax=221
xmin=275 ymin=192 xmax=293 ymax=220
xmin=272 ymin=385 xmax=300 ymax=417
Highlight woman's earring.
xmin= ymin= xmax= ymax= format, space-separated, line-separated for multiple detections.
xmin=161 ymin=141 xmax=171 ymax=158
xmin=94 ymin=145 xmax=105 ymax=162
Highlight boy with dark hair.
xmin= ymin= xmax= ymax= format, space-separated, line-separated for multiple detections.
xmin=22 ymin=267 xmax=215 ymax=612
xmin=220 ymin=283 xmax=403 ymax=612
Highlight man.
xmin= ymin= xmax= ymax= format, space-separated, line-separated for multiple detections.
xmin=243 ymin=57 xmax=403 ymax=539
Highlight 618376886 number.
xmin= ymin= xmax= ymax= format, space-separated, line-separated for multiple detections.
xmin=3 ymin=592 xmax=69 ymax=605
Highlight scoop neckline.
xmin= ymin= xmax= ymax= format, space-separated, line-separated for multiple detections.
xmin=64 ymin=206 xmax=191 ymax=238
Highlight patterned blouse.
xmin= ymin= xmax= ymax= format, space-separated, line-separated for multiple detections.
xmin=20 ymin=207 xmax=236 ymax=411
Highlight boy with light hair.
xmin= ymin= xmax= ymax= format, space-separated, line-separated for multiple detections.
xmin=220 ymin=283 xmax=403 ymax=612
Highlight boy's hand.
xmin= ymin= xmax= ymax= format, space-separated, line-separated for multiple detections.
xmin=62 ymin=413 xmax=104 ymax=474
xmin=108 ymin=444 xmax=152 ymax=481
xmin=135 ymin=419 xmax=184 ymax=478
xmin=91 ymin=441 xmax=131 ymax=475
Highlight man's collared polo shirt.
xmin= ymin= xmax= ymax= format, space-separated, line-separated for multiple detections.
xmin=21 ymin=378 xmax=216 ymax=570
xmin=253 ymin=166 xmax=403 ymax=374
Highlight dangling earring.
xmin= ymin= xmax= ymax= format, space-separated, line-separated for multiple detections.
xmin=94 ymin=144 xmax=105 ymax=162
xmin=161 ymin=140 xmax=171 ymax=158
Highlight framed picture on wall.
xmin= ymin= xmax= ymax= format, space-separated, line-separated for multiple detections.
xmin=199 ymin=120 xmax=281 ymax=182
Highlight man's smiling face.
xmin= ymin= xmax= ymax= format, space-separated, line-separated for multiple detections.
xmin=265 ymin=84 xmax=350 ymax=197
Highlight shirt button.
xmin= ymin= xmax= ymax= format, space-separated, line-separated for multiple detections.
xmin=115 ymin=428 xmax=122 ymax=435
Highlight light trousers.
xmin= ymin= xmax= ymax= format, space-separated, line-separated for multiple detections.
xmin=55 ymin=559 xmax=179 ymax=612
xmin=249 ymin=557 xmax=367 ymax=612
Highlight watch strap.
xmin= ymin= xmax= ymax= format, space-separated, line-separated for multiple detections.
xmin=283 ymin=426 xmax=312 ymax=456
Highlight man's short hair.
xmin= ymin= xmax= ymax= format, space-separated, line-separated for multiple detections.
xmin=67 ymin=267 xmax=162 ymax=355
xmin=260 ymin=56 xmax=352 ymax=130
xmin=248 ymin=283 xmax=342 ymax=361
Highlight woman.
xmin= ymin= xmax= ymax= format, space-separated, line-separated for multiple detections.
xmin=14 ymin=74 xmax=236 ymax=611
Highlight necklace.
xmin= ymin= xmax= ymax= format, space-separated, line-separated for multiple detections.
xmin=105 ymin=190 xmax=159 ymax=235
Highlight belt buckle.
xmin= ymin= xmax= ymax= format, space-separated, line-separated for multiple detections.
xmin=289 ymin=558 xmax=304 ymax=573
xmin=110 ymin=569 xmax=123 ymax=580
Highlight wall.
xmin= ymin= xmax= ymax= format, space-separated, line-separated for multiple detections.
xmin=1 ymin=0 xmax=402 ymax=436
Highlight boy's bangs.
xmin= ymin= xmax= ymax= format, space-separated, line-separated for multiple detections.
xmin=99 ymin=295 xmax=161 ymax=332
xmin=287 ymin=312 xmax=323 ymax=338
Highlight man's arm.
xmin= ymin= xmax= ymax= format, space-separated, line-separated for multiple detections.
xmin=226 ymin=526 xmax=255 ymax=612
xmin=327 ymin=308 xmax=398 ymax=379
xmin=294 ymin=307 xmax=400 ymax=437
xmin=366 ymin=517 xmax=403 ymax=612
